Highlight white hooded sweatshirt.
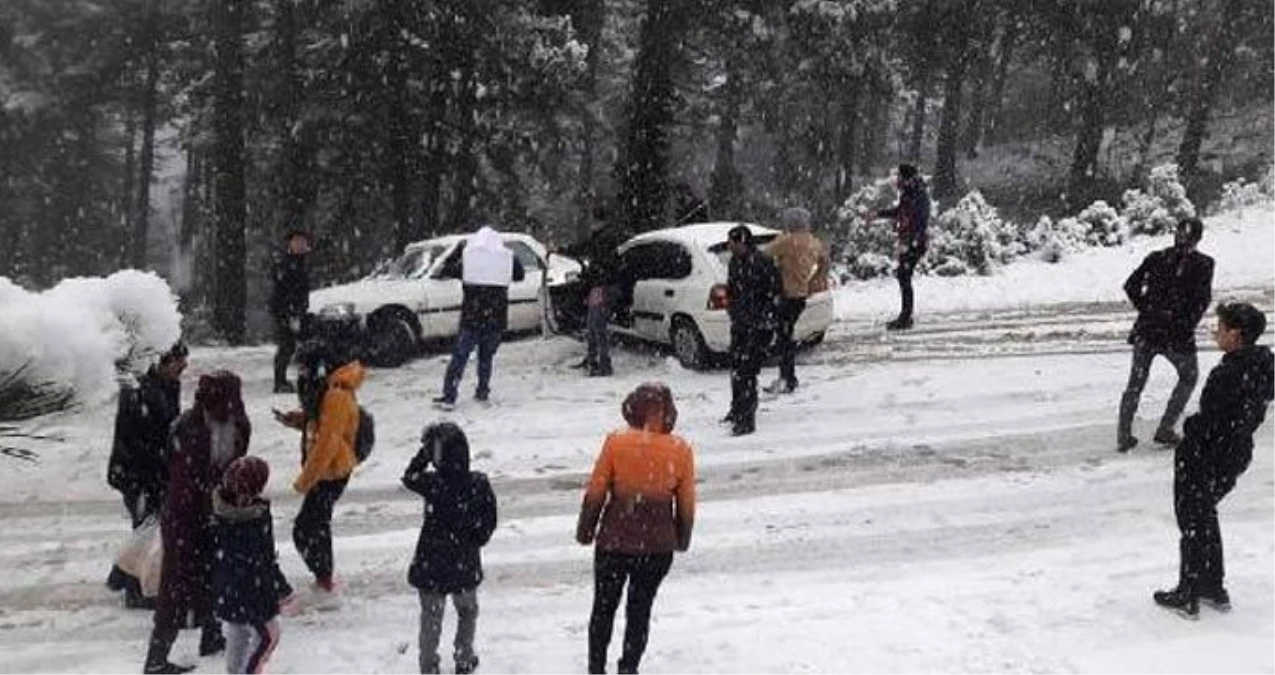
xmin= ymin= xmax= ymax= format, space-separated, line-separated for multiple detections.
xmin=462 ymin=226 xmax=515 ymax=287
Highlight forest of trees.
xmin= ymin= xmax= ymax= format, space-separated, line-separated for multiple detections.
xmin=1 ymin=0 xmax=1271 ymax=343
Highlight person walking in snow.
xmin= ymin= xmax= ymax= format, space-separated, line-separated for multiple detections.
xmin=1153 ymin=302 xmax=1273 ymax=618
xmin=764 ymin=207 xmax=830 ymax=395
xmin=270 ymin=229 xmax=312 ymax=394
xmin=106 ymin=341 xmax=187 ymax=609
xmin=212 ymin=455 xmax=293 ymax=674
xmin=144 ymin=371 xmax=249 ymax=674
xmin=402 ymin=422 xmax=498 ymax=675
xmin=274 ymin=335 xmax=365 ymax=603
xmin=433 ymin=225 xmax=525 ymax=408
xmin=554 ymin=204 xmax=626 ymax=377
xmin=1117 ymin=217 xmax=1214 ymax=452
xmin=723 ymin=225 xmax=780 ymax=436
xmin=874 ymin=163 xmax=931 ymax=330
xmin=577 ymin=383 xmax=695 ymax=674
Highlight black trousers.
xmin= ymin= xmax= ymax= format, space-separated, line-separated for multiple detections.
xmin=895 ymin=246 xmax=924 ymax=321
xmin=273 ymin=315 xmax=300 ymax=386
xmin=1174 ymin=453 xmax=1238 ymax=594
xmin=729 ymin=326 xmax=770 ymax=426
xmin=774 ymin=298 xmax=806 ymax=387
xmin=293 ymin=478 xmax=348 ymax=582
xmin=588 ymin=550 xmax=674 ymax=675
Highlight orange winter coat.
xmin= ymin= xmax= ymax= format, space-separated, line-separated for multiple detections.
xmin=293 ymin=361 xmax=365 ymax=493
xmin=576 ymin=427 xmax=696 ymax=554
xmin=768 ymin=231 xmax=830 ymax=299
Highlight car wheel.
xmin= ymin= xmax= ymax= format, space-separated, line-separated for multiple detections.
xmin=670 ymin=317 xmax=709 ymax=371
xmin=367 ymin=316 xmax=417 ymax=368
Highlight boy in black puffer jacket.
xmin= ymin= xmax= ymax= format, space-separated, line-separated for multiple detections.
xmin=213 ymin=456 xmax=293 ymax=674
xmin=402 ymin=422 xmax=498 ymax=674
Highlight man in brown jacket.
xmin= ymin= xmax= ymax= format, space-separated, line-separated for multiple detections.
xmin=765 ymin=207 xmax=830 ymax=394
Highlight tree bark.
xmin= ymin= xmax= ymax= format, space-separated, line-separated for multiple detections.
xmin=120 ymin=103 xmax=138 ymax=269
xmin=275 ymin=0 xmax=307 ymax=236
xmin=932 ymin=54 xmax=968 ymax=200
xmin=574 ymin=0 xmax=604 ymax=234
xmin=835 ymin=78 xmax=861 ymax=203
xmin=617 ymin=0 xmax=678 ymax=237
xmin=709 ymin=56 xmax=742 ymax=220
xmin=1176 ymin=0 xmax=1243 ymax=184
xmin=212 ymin=0 xmax=248 ymax=344
xmin=131 ymin=0 xmax=162 ymax=270
xmin=983 ymin=10 xmax=1018 ymax=145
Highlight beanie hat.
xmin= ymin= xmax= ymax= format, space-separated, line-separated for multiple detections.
xmin=222 ymin=455 xmax=269 ymax=503
xmin=780 ymin=207 xmax=812 ymax=230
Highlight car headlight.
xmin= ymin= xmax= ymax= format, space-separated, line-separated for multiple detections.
xmin=318 ymin=303 xmax=358 ymax=318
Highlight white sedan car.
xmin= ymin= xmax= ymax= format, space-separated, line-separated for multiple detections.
xmin=599 ymin=222 xmax=834 ymax=369
xmin=309 ymin=232 xmax=580 ymax=366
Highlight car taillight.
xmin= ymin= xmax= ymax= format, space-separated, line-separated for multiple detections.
xmin=707 ymin=283 xmax=729 ymax=310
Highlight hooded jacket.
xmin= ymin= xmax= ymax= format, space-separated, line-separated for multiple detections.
xmin=294 ymin=361 xmax=365 ymax=493
xmin=767 ymin=231 xmax=830 ymax=300
xmin=107 ymin=367 xmax=181 ymax=504
xmin=1123 ymin=246 xmax=1214 ymax=353
xmin=1180 ymin=344 xmax=1274 ymax=481
xmin=402 ymin=426 xmax=498 ymax=594
xmin=877 ymin=177 xmax=931 ymax=252
xmin=212 ymin=490 xmax=293 ymax=625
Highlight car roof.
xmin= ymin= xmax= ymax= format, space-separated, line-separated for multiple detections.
xmin=403 ymin=231 xmax=538 ymax=250
xmin=624 ymin=221 xmax=777 ymax=249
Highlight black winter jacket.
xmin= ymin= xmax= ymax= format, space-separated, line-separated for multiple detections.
xmin=727 ymin=249 xmax=780 ymax=329
xmin=107 ymin=369 xmax=180 ymax=504
xmin=269 ymin=251 xmax=310 ymax=319
xmin=1178 ymin=345 xmax=1274 ymax=483
xmin=459 ymin=257 xmax=526 ymax=332
xmin=402 ymin=437 xmax=498 ymax=594
xmin=212 ymin=491 xmax=293 ymax=625
xmin=877 ymin=177 xmax=931 ymax=251
xmin=1124 ymin=246 xmax=1214 ymax=352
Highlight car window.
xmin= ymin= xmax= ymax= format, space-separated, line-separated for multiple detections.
xmin=505 ymin=241 xmax=543 ymax=271
xmin=622 ymin=241 xmax=693 ymax=280
xmin=373 ymin=244 xmax=447 ymax=280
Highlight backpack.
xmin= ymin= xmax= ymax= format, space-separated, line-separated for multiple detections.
xmin=354 ymin=406 xmax=375 ymax=463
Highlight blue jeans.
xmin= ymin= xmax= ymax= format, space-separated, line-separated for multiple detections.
xmin=586 ymin=286 xmax=613 ymax=371
xmin=442 ymin=326 xmax=503 ymax=402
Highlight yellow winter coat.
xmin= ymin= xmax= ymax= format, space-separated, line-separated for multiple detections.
xmin=293 ymin=361 xmax=365 ymax=493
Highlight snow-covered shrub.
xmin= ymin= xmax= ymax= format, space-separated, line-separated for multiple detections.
xmin=1076 ymin=200 xmax=1128 ymax=247
xmin=1027 ymin=215 xmax=1086 ymax=263
xmin=833 ymin=177 xmax=899 ymax=279
xmin=0 ymin=270 xmax=182 ymax=407
xmin=925 ymin=191 xmax=1018 ymax=276
xmin=1121 ymin=163 xmax=1195 ymax=235
xmin=1216 ymin=166 xmax=1274 ymax=213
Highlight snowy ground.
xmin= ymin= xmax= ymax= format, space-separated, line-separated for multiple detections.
xmin=1 ymin=206 xmax=1272 ymax=674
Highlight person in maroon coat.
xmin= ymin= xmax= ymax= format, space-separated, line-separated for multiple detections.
xmin=143 ymin=371 xmax=250 ymax=674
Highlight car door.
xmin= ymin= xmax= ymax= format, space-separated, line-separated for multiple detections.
xmin=620 ymin=240 xmax=694 ymax=342
xmin=503 ymin=240 xmax=545 ymax=331
xmin=423 ymin=243 xmax=465 ymax=338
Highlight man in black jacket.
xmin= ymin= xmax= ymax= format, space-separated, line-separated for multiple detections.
xmin=106 ymin=341 xmax=187 ymax=609
xmin=723 ymin=225 xmax=779 ymax=437
xmin=557 ymin=205 xmax=626 ymax=377
xmin=270 ymin=230 xmax=311 ymax=394
xmin=1153 ymin=302 xmax=1273 ymax=618
xmin=875 ymin=163 xmax=931 ymax=330
xmin=1117 ymin=218 xmax=1214 ymax=452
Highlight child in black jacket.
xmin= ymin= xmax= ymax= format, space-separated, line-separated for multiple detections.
xmin=403 ymin=422 xmax=498 ymax=674
xmin=213 ymin=456 xmax=293 ymax=674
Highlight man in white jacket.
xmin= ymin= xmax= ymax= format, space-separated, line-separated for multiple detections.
xmin=434 ymin=226 xmax=524 ymax=408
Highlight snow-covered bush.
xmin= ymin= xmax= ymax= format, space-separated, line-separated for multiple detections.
xmin=1075 ymin=200 xmax=1128 ymax=247
xmin=833 ymin=177 xmax=899 ymax=279
xmin=0 ymin=270 xmax=182 ymax=407
xmin=1216 ymin=166 xmax=1274 ymax=214
xmin=925 ymin=191 xmax=1019 ymax=276
xmin=1027 ymin=215 xmax=1087 ymax=263
xmin=1121 ymin=163 xmax=1196 ymax=235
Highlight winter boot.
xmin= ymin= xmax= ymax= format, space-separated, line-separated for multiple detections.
xmin=198 ymin=622 xmax=226 ymax=657
xmin=730 ymin=421 xmax=755 ymax=437
xmin=1116 ymin=436 xmax=1139 ymax=453
xmin=1199 ymin=587 xmax=1231 ymax=612
xmin=143 ymin=628 xmax=193 ymax=674
xmin=1153 ymin=428 xmax=1182 ymax=446
xmin=123 ymin=584 xmax=155 ymax=610
xmin=455 ymin=655 xmax=480 ymax=675
xmin=432 ymin=396 xmax=456 ymax=411
xmin=106 ymin=565 xmax=130 ymax=591
xmin=885 ymin=316 xmax=913 ymax=331
xmin=1153 ymin=587 xmax=1199 ymax=619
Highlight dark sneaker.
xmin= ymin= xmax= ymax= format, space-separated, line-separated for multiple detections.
xmin=273 ymin=381 xmax=297 ymax=394
xmin=719 ymin=413 xmax=738 ymax=426
xmin=1199 ymin=587 xmax=1231 ymax=612
xmin=730 ymin=422 xmax=755 ymax=437
xmin=1116 ymin=436 xmax=1139 ymax=453
xmin=1153 ymin=588 xmax=1199 ymax=619
xmin=570 ymin=358 xmax=591 ymax=369
xmin=105 ymin=565 xmax=129 ymax=591
xmin=456 ymin=655 xmax=479 ymax=675
xmin=588 ymin=365 xmax=613 ymax=377
xmin=1153 ymin=428 xmax=1182 ymax=446
xmin=474 ymin=391 xmax=489 ymax=402
xmin=764 ymin=378 xmax=797 ymax=394
xmin=198 ymin=629 xmax=226 ymax=657
xmin=885 ymin=317 xmax=913 ymax=331
xmin=432 ymin=396 xmax=456 ymax=411
xmin=124 ymin=587 xmax=156 ymax=610
xmin=144 ymin=662 xmax=195 ymax=675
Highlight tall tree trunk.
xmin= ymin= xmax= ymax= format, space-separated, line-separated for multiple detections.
xmin=907 ymin=74 xmax=929 ymax=162
xmin=420 ymin=73 xmax=448 ymax=237
xmin=120 ymin=104 xmax=138 ymax=268
xmin=835 ymin=78 xmax=861 ymax=203
xmin=708 ymin=56 xmax=742 ymax=220
xmin=932 ymin=55 xmax=968 ymax=200
xmin=387 ymin=6 xmax=416 ymax=251
xmin=1066 ymin=51 xmax=1116 ymax=207
xmin=983 ymin=11 xmax=1018 ymax=145
xmin=574 ymin=0 xmax=604 ymax=234
xmin=131 ymin=0 xmax=162 ymax=270
xmin=275 ymin=0 xmax=306 ymax=235
xmin=448 ymin=62 xmax=480 ymax=232
xmin=617 ymin=0 xmax=678 ymax=237
xmin=962 ymin=41 xmax=993 ymax=159
xmin=1176 ymin=0 xmax=1243 ymax=186
xmin=212 ymin=0 xmax=248 ymax=344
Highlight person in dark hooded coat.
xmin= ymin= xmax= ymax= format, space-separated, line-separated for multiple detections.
xmin=402 ymin=422 xmax=498 ymax=674
xmin=144 ymin=371 xmax=250 ymax=675
xmin=723 ymin=225 xmax=780 ymax=436
xmin=875 ymin=163 xmax=931 ymax=330
xmin=1153 ymin=302 xmax=1274 ymax=618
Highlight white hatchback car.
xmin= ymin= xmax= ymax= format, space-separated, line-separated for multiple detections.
xmin=309 ymin=232 xmax=580 ymax=366
xmin=601 ymin=222 xmax=833 ymax=369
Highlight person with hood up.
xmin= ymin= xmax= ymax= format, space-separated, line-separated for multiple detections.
xmin=723 ymin=225 xmax=780 ymax=436
xmin=273 ymin=337 xmax=366 ymax=602
xmin=764 ymin=207 xmax=830 ymax=395
xmin=874 ymin=163 xmax=931 ymax=330
xmin=106 ymin=340 xmax=187 ymax=609
xmin=143 ymin=371 xmax=250 ymax=675
xmin=577 ymin=382 xmax=696 ymax=675
xmin=1117 ymin=217 xmax=1214 ymax=452
xmin=433 ymin=225 xmax=525 ymax=408
xmin=212 ymin=455 xmax=293 ymax=674
xmin=1153 ymin=302 xmax=1273 ymax=619
xmin=402 ymin=422 xmax=499 ymax=674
